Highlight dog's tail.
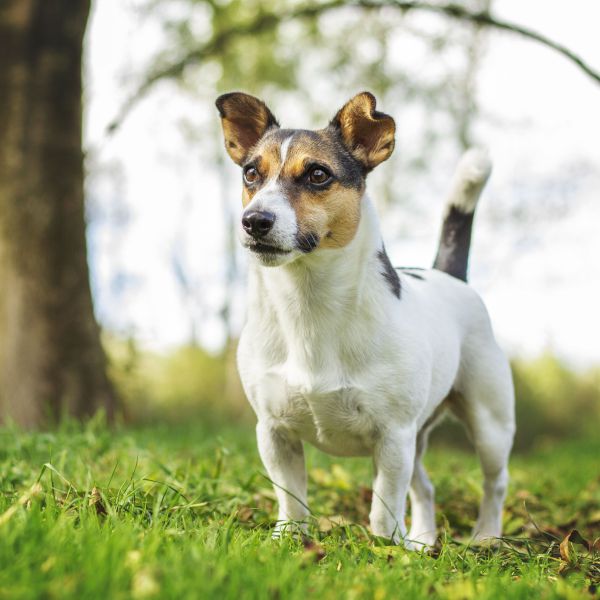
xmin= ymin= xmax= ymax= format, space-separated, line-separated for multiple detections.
xmin=432 ymin=148 xmax=492 ymax=282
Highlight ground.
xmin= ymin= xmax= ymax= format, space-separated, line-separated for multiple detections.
xmin=0 ymin=419 xmax=598 ymax=599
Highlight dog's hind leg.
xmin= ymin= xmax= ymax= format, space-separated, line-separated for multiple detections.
xmin=256 ymin=421 xmax=309 ymax=537
xmin=453 ymin=348 xmax=516 ymax=542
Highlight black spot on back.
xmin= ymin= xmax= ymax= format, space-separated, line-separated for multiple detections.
xmin=377 ymin=247 xmax=401 ymax=299
xmin=397 ymin=267 xmax=426 ymax=281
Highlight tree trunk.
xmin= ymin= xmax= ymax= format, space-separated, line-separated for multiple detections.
xmin=0 ymin=0 xmax=116 ymax=426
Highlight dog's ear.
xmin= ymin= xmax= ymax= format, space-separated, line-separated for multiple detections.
xmin=215 ymin=92 xmax=279 ymax=165
xmin=331 ymin=92 xmax=395 ymax=171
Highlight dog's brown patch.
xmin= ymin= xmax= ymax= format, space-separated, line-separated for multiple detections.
xmin=286 ymin=181 xmax=362 ymax=250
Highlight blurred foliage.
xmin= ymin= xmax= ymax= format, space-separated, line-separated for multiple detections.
xmin=106 ymin=337 xmax=600 ymax=453
xmin=100 ymin=1 xmax=600 ymax=456
xmin=511 ymin=354 xmax=600 ymax=450
xmin=124 ymin=0 xmax=494 ymax=209
xmin=106 ymin=336 xmax=250 ymax=425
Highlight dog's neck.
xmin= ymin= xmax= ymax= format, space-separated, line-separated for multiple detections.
xmin=247 ymin=196 xmax=386 ymax=370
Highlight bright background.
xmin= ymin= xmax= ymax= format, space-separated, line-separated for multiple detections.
xmin=84 ymin=0 xmax=599 ymax=367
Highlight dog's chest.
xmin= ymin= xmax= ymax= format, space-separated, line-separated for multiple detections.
xmin=258 ymin=371 xmax=380 ymax=457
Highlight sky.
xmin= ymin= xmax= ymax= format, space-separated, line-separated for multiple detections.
xmin=85 ymin=0 xmax=600 ymax=367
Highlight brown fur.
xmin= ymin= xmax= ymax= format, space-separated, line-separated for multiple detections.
xmin=288 ymin=182 xmax=362 ymax=250
xmin=332 ymin=92 xmax=395 ymax=170
xmin=216 ymin=93 xmax=279 ymax=166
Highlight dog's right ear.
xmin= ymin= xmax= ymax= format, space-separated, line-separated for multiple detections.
xmin=215 ymin=92 xmax=279 ymax=166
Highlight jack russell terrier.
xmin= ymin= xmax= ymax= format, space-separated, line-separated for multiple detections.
xmin=216 ymin=91 xmax=515 ymax=548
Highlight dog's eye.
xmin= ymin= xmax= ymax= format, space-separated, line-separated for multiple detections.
xmin=308 ymin=167 xmax=331 ymax=186
xmin=244 ymin=166 xmax=259 ymax=184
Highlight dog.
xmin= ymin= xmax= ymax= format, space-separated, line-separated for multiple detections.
xmin=216 ymin=91 xmax=515 ymax=548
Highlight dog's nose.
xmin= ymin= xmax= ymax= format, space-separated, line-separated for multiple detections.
xmin=242 ymin=210 xmax=276 ymax=239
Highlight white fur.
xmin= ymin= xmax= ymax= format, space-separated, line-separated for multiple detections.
xmin=237 ymin=152 xmax=515 ymax=547
xmin=446 ymin=148 xmax=492 ymax=213
xmin=241 ymin=179 xmax=298 ymax=256
xmin=279 ymin=134 xmax=293 ymax=163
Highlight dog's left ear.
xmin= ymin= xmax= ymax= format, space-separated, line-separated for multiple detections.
xmin=215 ymin=92 xmax=279 ymax=165
xmin=331 ymin=92 xmax=395 ymax=171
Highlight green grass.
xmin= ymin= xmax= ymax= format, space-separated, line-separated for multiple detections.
xmin=0 ymin=418 xmax=598 ymax=599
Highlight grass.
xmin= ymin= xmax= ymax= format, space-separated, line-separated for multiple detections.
xmin=0 ymin=417 xmax=598 ymax=599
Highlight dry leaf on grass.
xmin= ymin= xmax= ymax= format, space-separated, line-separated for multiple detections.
xmin=318 ymin=514 xmax=350 ymax=532
xmin=559 ymin=529 xmax=591 ymax=562
xmin=88 ymin=487 xmax=107 ymax=515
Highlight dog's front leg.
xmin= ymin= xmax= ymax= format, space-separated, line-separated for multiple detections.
xmin=370 ymin=425 xmax=417 ymax=547
xmin=256 ymin=421 xmax=308 ymax=537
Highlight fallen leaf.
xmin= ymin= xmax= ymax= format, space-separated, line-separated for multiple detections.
xmin=559 ymin=529 xmax=590 ymax=562
xmin=88 ymin=487 xmax=107 ymax=515
xmin=237 ymin=506 xmax=254 ymax=522
xmin=318 ymin=514 xmax=350 ymax=532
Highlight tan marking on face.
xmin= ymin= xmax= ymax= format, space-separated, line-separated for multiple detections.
xmin=241 ymin=141 xmax=282 ymax=207
xmin=279 ymin=133 xmax=364 ymax=249
xmin=241 ymin=130 xmax=365 ymax=249
xmin=287 ymin=181 xmax=362 ymax=249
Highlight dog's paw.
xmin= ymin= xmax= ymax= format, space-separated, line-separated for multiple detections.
xmin=470 ymin=524 xmax=503 ymax=547
xmin=470 ymin=533 xmax=502 ymax=548
xmin=272 ymin=520 xmax=308 ymax=540
xmin=373 ymin=531 xmax=417 ymax=550
xmin=407 ymin=529 xmax=437 ymax=551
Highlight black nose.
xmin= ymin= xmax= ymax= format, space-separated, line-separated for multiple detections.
xmin=241 ymin=210 xmax=276 ymax=239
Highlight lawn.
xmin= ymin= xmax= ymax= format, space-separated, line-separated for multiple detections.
xmin=0 ymin=418 xmax=598 ymax=599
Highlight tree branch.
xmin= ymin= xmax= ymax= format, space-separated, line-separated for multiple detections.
xmin=105 ymin=1 xmax=347 ymax=135
xmin=105 ymin=1 xmax=600 ymax=136
xmin=373 ymin=1 xmax=600 ymax=85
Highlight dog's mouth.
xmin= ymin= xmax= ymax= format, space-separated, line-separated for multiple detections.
xmin=245 ymin=241 xmax=291 ymax=255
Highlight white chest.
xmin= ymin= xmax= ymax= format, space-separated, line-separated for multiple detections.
xmin=249 ymin=367 xmax=384 ymax=457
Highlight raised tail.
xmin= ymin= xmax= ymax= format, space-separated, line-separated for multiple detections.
xmin=432 ymin=148 xmax=492 ymax=282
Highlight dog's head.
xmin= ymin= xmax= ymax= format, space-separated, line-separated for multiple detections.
xmin=216 ymin=92 xmax=395 ymax=266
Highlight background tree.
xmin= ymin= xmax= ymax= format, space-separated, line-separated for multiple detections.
xmin=0 ymin=0 xmax=596 ymax=427
xmin=0 ymin=0 xmax=116 ymax=426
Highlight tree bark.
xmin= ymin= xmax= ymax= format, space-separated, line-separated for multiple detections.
xmin=0 ymin=0 xmax=116 ymax=426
